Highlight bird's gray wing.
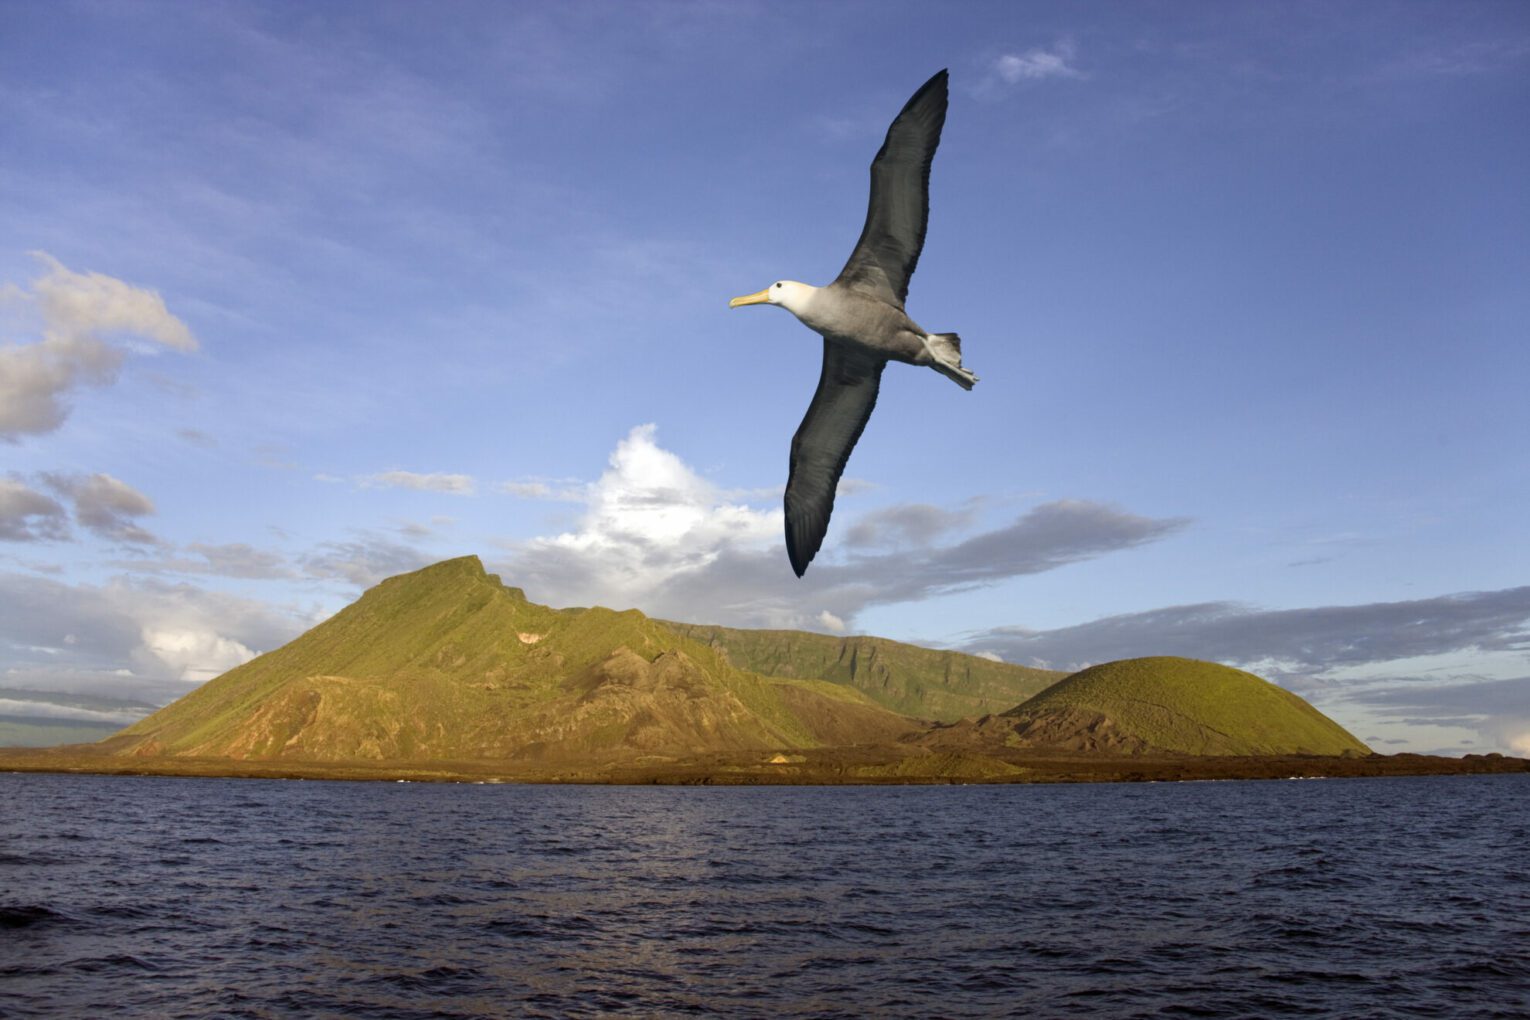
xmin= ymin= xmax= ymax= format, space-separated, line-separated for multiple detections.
xmin=785 ymin=340 xmax=886 ymax=576
xmin=833 ymin=69 xmax=948 ymax=306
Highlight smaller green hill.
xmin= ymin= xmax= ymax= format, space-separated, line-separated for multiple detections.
xmin=1002 ymin=656 xmax=1369 ymax=756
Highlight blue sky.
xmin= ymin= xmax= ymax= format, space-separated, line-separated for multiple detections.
xmin=2 ymin=0 xmax=1527 ymax=754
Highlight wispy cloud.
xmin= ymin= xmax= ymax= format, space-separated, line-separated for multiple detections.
xmin=114 ymin=542 xmax=296 ymax=580
xmin=498 ymin=478 xmax=587 ymax=501
xmin=959 ymin=589 xmax=1530 ymax=675
xmin=359 ymin=470 xmax=476 ymax=495
xmin=1380 ymin=38 xmax=1530 ymax=79
xmin=0 ymin=478 xmax=69 ymax=542
xmin=0 ymin=688 xmax=157 ymax=725
xmin=301 ymin=533 xmax=436 ymax=588
xmin=843 ymin=502 xmax=977 ymax=549
xmin=40 ymin=473 xmax=161 ymax=548
xmin=993 ymin=40 xmax=1084 ymax=85
xmin=958 ymin=590 xmax=1530 ymax=753
xmin=0 ymin=253 xmax=197 ymax=441
xmin=1352 ymin=676 xmax=1530 ymax=756
xmin=176 ymin=428 xmax=217 ymax=448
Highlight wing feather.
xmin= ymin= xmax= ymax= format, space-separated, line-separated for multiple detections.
xmin=785 ymin=340 xmax=886 ymax=576
xmin=833 ymin=69 xmax=948 ymax=305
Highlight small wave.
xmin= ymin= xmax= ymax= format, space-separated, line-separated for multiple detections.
xmin=409 ymin=891 xmax=474 ymax=907
xmin=0 ymin=904 xmax=74 ymax=930
xmin=91 ymin=902 xmax=157 ymax=920
xmin=66 ymin=953 xmax=162 ymax=974
xmin=366 ymin=964 xmax=488 ymax=993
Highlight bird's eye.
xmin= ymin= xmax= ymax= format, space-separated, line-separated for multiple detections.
xmin=775 ymin=283 xmax=782 ymax=289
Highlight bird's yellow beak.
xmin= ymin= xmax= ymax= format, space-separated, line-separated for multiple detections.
xmin=729 ymin=288 xmax=771 ymax=308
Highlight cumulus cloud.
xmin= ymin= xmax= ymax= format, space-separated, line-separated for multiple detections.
xmin=41 ymin=472 xmax=161 ymax=547
xmin=0 ymin=477 xmax=69 ymax=542
xmin=994 ymin=41 xmax=1083 ymax=84
xmin=0 ymin=253 xmax=197 ymax=440
xmin=360 ymin=470 xmax=476 ymax=495
xmin=507 ymin=424 xmax=780 ymax=607
xmin=818 ymin=610 xmax=846 ymax=634
xmin=494 ymin=425 xmax=1186 ymax=631
xmin=0 ymin=570 xmax=307 ymax=700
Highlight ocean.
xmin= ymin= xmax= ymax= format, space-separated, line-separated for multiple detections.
xmin=2 ymin=772 xmax=1526 ymax=1018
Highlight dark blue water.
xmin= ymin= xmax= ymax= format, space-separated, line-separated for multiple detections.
xmin=2 ymin=773 xmax=1526 ymax=1018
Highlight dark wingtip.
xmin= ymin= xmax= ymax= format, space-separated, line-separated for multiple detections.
xmin=917 ymin=69 xmax=948 ymax=99
xmin=786 ymin=533 xmax=810 ymax=577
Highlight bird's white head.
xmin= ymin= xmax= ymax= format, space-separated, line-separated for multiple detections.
xmin=728 ymin=280 xmax=816 ymax=316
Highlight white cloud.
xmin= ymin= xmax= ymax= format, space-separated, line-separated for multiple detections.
xmin=30 ymin=252 xmax=197 ymax=352
xmin=818 ymin=610 xmax=846 ymax=634
xmin=360 ymin=470 xmax=476 ymax=495
xmin=995 ymin=41 xmax=1083 ymax=84
xmin=141 ymin=626 xmax=256 ymax=685
xmin=0 ymin=253 xmax=197 ymax=440
xmin=0 ymin=570 xmax=308 ymax=701
xmin=1505 ymin=727 xmax=1530 ymax=756
xmin=508 ymin=424 xmax=779 ymax=611
xmin=0 ymin=695 xmax=150 ymax=725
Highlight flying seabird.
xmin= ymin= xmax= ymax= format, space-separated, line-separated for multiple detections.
xmin=730 ymin=69 xmax=975 ymax=577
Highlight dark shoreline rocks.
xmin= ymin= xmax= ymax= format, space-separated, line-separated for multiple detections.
xmin=3 ymin=746 xmax=1525 ymax=786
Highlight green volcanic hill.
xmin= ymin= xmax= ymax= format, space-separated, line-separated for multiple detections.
xmin=90 ymin=562 xmax=1370 ymax=772
xmin=105 ymin=557 xmax=918 ymax=763
xmin=663 ymin=623 xmax=1062 ymax=721
xmin=987 ymin=656 xmax=1369 ymax=756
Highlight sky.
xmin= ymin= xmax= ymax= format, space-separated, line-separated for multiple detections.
xmin=1 ymin=0 xmax=1527 ymax=754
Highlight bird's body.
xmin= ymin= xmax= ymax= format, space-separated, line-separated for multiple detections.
xmin=730 ymin=69 xmax=974 ymax=577
xmin=790 ymin=284 xmax=928 ymax=364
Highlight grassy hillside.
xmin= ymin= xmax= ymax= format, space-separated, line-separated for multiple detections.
xmin=1002 ymin=656 xmax=1369 ymax=756
xmin=108 ymin=557 xmax=917 ymax=762
xmin=663 ymin=622 xmax=1062 ymax=721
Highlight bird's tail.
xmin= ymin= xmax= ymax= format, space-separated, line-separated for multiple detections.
xmin=925 ymin=333 xmax=977 ymax=390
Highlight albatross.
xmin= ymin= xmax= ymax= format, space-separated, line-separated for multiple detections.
xmin=730 ymin=68 xmax=976 ymax=577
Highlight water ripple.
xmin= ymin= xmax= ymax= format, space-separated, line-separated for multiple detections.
xmin=1 ymin=772 xmax=1525 ymax=1018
